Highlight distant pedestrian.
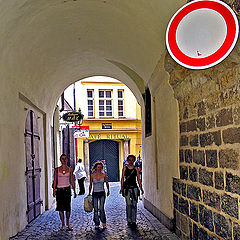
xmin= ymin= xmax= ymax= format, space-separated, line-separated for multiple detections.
xmin=73 ymin=158 xmax=87 ymax=195
xmin=120 ymin=154 xmax=144 ymax=227
xmin=53 ymin=154 xmax=77 ymax=231
xmin=134 ymin=155 xmax=142 ymax=181
xmin=88 ymin=161 xmax=110 ymax=230
xmin=123 ymin=158 xmax=128 ymax=167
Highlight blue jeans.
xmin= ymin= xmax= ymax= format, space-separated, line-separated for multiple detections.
xmin=125 ymin=188 xmax=138 ymax=223
xmin=93 ymin=191 xmax=106 ymax=225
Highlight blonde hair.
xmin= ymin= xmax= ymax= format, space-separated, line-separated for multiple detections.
xmin=91 ymin=161 xmax=104 ymax=173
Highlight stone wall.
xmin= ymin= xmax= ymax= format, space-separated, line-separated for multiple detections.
xmin=165 ymin=32 xmax=240 ymax=239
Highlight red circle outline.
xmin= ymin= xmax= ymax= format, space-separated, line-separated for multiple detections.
xmin=167 ymin=0 xmax=238 ymax=67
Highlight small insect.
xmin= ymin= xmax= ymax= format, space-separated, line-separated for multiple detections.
xmin=197 ymin=50 xmax=202 ymax=56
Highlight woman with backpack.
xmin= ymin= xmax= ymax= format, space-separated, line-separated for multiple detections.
xmin=120 ymin=154 xmax=144 ymax=227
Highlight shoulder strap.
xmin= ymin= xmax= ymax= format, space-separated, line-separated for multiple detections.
xmin=125 ymin=167 xmax=135 ymax=181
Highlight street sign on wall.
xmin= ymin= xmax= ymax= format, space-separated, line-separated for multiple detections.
xmin=166 ymin=0 xmax=239 ymax=69
xmin=102 ymin=123 xmax=112 ymax=129
xmin=73 ymin=126 xmax=90 ymax=138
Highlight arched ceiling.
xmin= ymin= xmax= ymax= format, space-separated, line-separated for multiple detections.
xmin=0 ymin=0 xmax=185 ymax=113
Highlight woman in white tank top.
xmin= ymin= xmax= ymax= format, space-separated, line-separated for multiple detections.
xmin=88 ymin=161 xmax=110 ymax=230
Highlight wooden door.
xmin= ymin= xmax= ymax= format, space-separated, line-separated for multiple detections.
xmin=25 ymin=110 xmax=42 ymax=222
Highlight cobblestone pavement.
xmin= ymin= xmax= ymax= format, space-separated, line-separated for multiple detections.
xmin=10 ymin=182 xmax=179 ymax=240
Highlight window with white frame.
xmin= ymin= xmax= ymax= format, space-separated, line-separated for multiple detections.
xmin=99 ymin=90 xmax=112 ymax=117
xmin=118 ymin=90 xmax=124 ymax=117
xmin=87 ymin=90 xmax=94 ymax=117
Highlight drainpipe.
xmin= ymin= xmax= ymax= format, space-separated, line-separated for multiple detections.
xmin=153 ymin=96 xmax=159 ymax=190
xmin=73 ymin=83 xmax=76 ymax=112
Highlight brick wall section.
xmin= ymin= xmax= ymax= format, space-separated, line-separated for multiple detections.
xmin=165 ymin=13 xmax=240 ymax=239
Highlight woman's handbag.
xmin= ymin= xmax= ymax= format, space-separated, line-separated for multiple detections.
xmin=84 ymin=195 xmax=93 ymax=212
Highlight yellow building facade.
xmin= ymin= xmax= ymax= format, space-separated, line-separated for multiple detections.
xmin=74 ymin=77 xmax=142 ymax=181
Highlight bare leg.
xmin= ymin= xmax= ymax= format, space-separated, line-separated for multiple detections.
xmin=66 ymin=211 xmax=73 ymax=230
xmin=59 ymin=211 xmax=65 ymax=230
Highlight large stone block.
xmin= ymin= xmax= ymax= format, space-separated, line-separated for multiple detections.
xmin=187 ymin=119 xmax=197 ymax=132
xmin=199 ymin=204 xmax=214 ymax=232
xmin=214 ymin=213 xmax=232 ymax=239
xmin=200 ymin=131 xmax=221 ymax=147
xmin=233 ymin=222 xmax=240 ymax=240
xmin=187 ymin=184 xmax=202 ymax=201
xmin=175 ymin=209 xmax=181 ymax=229
xmin=180 ymin=214 xmax=190 ymax=236
xmin=226 ymin=172 xmax=240 ymax=195
xmin=192 ymin=223 xmax=220 ymax=240
xmin=180 ymin=122 xmax=187 ymax=133
xmin=173 ymin=193 xmax=179 ymax=210
xmin=189 ymin=221 xmax=192 ymax=240
xmin=199 ymin=168 xmax=213 ymax=187
xmin=179 ymin=150 xmax=184 ymax=163
xmin=206 ymin=115 xmax=215 ymax=130
xmin=190 ymin=201 xmax=198 ymax=222
xmin=219 ymin=148 xmax=239 ymax=170
xmin=185 ymin=149 xmax=192 ymax=163
xmin=223 ymin=127 xmax=240 ymax=144
xmin=197 ymin=118 xmax=206 ymax=131
xmin=189 ymin=135 xmax=199 ymax=146
xmin=173 ymin=178 xmax=187 ymax=197
xmin=206 ymin=150 xmax=218 ymax=168
xmin=180 ymin=166 xmax=188 ymax=180
xmin=215 ymin=171 xmax=224 ymax=190
xmin=197 ymin=101 xmax=206 ymax=116
xmin=221 ymin=193 xmax=239 ymax=219
xmin=193 ymin=150 xmax=205 ymax=166
xmin=192 ymin=223 xmax=199 ymax=240
xmin=233 ymin=106 xmax=240 ymax=125
xmin=189 ymin=166 xmax=198 ymax=182
xmin=203 ymin=190 xmax=220 ymax=210
xmin=216 ymin=108 xmax=233 ymax=127
xmin=183 ymin=107 xmax=188 ymax=120
xmin=179 ymin=197 xmax=189 ymax=216
xmin=180 ymin=135 xmax=188 ymax=146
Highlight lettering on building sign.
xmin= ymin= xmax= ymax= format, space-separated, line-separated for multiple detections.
xmin=102 ymin=123 xmax=112 ymax=129
xmin=89 ymin=134 xmax=101 ymax=139
xmin=89 ymin=134 xmax=128 ymax=139
xmin=106 ymin=134 xmax=128 ymax=139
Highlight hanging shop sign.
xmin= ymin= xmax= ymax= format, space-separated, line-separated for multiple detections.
xmin=166 ymin=0 xmax=239 ymax=69
xmin=74 ymin=126 xmax=90 ymax=138
xmin=62 ymin=111 xmax=84 ymax=122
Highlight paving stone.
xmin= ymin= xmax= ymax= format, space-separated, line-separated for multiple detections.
xmin=10 ymin=183 xmax=179 ymax=240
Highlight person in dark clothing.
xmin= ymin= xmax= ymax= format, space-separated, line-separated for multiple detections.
xmin=120 ymin=154 xmax=144 ymax=227
xmin=134 ymin=155 xmax=142 ymax=180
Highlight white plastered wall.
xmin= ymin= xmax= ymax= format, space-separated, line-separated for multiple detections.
xmin=142 ymin=57 xmax=179 ymax=220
